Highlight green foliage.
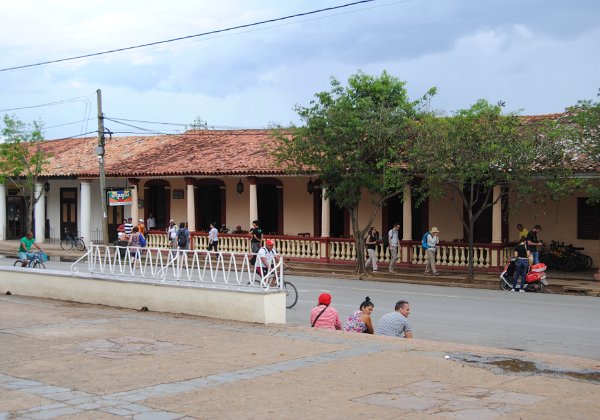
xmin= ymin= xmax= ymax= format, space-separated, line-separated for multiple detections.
xmin=272 ymin=71 xmax=435 ymax=273
xmin=408 ymin=100 xmax=573 ymax=280
xmin=0 ymin=115 xmax=49 ymax=232
xmin=561 ymin=89 xmax=600 ymax=205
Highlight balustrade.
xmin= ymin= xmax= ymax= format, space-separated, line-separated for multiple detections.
xmin=145 ymin=231 xmax=510 ymax=271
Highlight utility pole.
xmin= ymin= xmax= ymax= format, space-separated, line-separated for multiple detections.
xmin=96 ymin=89 xmax=109 ymax=245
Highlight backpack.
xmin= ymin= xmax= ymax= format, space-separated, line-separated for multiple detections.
xmin=139 ymin=234 xmax=147 ymax=248
xmin=177 ymin=229 xmax=187 ymax=247
xmin=421 ymin=232 xmax=430 ymax=249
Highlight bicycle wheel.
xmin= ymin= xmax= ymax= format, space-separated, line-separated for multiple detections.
xmin=76 ymin=238 xmax=86 ymax=251
xmin=32 ymin=261 xmax=46 ymax=269
xmin=284 ymin=281 xmax=298 ymax=309
xmin=13 ymin=259 xmax=24 ymax=267
xmin=60 ymin=238 xmax=73 ymax=250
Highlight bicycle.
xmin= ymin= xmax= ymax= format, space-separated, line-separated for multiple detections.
xmin=249 ymin=264 xmax=298 ymax=309
xmin=60 ymin=229 xmax=86 ymax=251
xmin=14 ymin=251 xmax=47 ymax=269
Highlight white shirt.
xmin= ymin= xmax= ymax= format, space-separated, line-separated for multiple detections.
xmin=257 ymin=247 xmax=278 ymax=268
xmin=147 ymin=217 xmax=156 ymax=229
xmin=208 ymin=227 xmax=219 ymax=242
xmin=427 ymin=233 xmax=439 ymax=250
xmin=388 ymin=228 xmax=399 ymax=247
xmin=167 ymin=224 xmax=178 ymax=239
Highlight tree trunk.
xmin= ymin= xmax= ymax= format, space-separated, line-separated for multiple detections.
xmin=466 ymin=216 xmax=475 ymax=282
xmin=350 ymin=208 xmax=367 ymax=275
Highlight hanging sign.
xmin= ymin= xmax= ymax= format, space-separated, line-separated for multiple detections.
xmin=108 ymin=189 xmax=133 ymax=206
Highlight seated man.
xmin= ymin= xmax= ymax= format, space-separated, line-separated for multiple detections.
xmin=375 ymin=300 xmax=413 ymax=339
xmin=18 ymin=231 xmax=44 ymax=267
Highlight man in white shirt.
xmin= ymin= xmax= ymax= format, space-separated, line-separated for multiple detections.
xmin=388 ymin=223 xmax=400 ymax=273
xmin=208 ymin=222 xmax=219 ymax=252
xmin=147 ymin=213 xmax=156 ymax=230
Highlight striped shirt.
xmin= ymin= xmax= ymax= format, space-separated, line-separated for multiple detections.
xmin=124 ymin=222 xmax=133 ymax=234
xmin=310 ymin=305 xmax=342 ymax=330
xmin=375 ymin=311 xmax=412 ymax=337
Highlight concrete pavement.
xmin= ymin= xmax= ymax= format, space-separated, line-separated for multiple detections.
xmin=1 ymin=294 xmax=599 ymax=419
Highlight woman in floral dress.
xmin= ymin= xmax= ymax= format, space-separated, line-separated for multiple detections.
xmin=343 ymin=297 xmax=375 ymax=334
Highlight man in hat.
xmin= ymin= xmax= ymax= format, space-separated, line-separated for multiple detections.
xmin=166 ymin=219 xmax=178 ymax=249
xmin=424 ymin=227 xmax=441 ymax=276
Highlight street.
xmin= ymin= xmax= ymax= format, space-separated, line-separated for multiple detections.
xmin=284 ymin=274 xmax=600 ymax=360
xmin=2 ymin=257 xmax=599 ymax=360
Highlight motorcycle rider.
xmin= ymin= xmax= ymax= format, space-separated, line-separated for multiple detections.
xmin=511 ymin=238 xmax=531 ymax=292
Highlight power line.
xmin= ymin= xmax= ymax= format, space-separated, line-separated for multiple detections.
xmin=0 ymin=97 xmax=89 ymax=112
xmin=1 ymin=0 xmax=376 ymax=72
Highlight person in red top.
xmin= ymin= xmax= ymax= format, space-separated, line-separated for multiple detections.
xmin=310 ymin=293 xmax=341 ymax=330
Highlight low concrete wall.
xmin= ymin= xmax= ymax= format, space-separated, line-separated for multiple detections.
xmin=0 ymin=267 xmax=286 ymax=324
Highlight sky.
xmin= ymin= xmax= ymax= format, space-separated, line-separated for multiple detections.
xmin=0 ymin=0 xmax=599 ymax=140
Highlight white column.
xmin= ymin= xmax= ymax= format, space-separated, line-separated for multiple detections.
xmin=0 ymin=183 xmax=6 ymax=240
xmin=492 ymin=185 xmax=502 ymax=244
xmin=131 ymin=184 xmax=139 ymax=223
xmin=321 ymin=187 xmax=330 ymax=237
xmin=186 ymin=181 xmax=195 ymax=231
xmin=34 ymin=182 xmax=45 ymax=243
xmin=249 ymin=182 xmax=258 ymax=228
xmin=80 ymin=180 xmax=91 ymax=245
xmin=402 ymin=184 xmax=412 ymax=241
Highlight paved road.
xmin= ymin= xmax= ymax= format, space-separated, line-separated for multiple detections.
xmin=3 ymin=257 xmax=599 ymax=360
xmin=284 ymin=274 xmax=600 ymax=360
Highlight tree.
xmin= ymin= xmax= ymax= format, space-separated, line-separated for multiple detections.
xmin=561 ymin=90 xmax=600 ymax=280
xmin=408 ymin=100 xmax=571 ymax=281
xmin=0 ymin=115 xmax=49 ymax=235
xmin=272 ymin=71 xmax=435 ymax=275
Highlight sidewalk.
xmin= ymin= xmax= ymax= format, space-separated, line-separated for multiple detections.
xmin=1 ymin=294 xmax=598 ymax=419
xmin=1 ymin=239 xmax=599 ymax=296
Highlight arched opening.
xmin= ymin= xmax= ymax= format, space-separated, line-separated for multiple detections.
xmin=143 ymin=180 xmax=170 ymax=230
xmin=257 ymin=178 xmax=283 ymax=235
xmin=382 ymin=185 xmax=429 ymax=240
xmin=312 ymin=186 xmax=350 ymax=238
xmin=194 ymin=179 xmax=225 ymax=232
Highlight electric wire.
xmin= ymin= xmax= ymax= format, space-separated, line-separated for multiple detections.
xmin=0 ymin=0 xmax=376 ymax=72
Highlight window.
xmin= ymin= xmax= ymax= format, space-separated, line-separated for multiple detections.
xmin=577 ymin=197 xmax=599 ymax=240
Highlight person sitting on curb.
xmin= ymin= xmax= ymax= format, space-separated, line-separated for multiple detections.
xmin=343 ymin=296 xmax=375 ymax=334
xmin=375 ymin=300 xmax=413 ymax=339
xmin=310 ymin=293 xmax=341 ymax=330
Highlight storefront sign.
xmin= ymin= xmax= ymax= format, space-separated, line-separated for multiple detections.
xmin=108 ymin=189 xmax=133 ymax=206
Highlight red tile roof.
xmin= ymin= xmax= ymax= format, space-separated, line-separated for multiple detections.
xmin=40 ymin=130 xmax=287 ymax=178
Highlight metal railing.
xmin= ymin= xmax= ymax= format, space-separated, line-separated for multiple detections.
xmin=70 ymin=243 xmax=285 ymax=290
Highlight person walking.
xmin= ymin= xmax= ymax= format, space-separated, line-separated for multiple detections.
xmin=365 ymin=226 xmax=379 ymax=272
xmin=208 ymin=222 xmax=219 ymax=252
xmin=177 ymin=222 xmax=190 ymax=250
xmin=526 ymin=225 xmax=543 ymax=264
xmin=388 ymin=223 xmax=400 ymax=273
xmin=310 ymin=293 xmax=341 ymax=330
xmin=511 ymin=238 xmax=530 ymax=292
xmin=375 ymin=300 xmax=413 ymax=338
xmin=250 ymin=220 xmax=263 ymax=254
xmin=343 ymin=296 xmax=375 ymax=334
xmin=166 ymin=219 xmax=178 ymax=249
xmin=423 ymin=227 xmax=441 ymax=276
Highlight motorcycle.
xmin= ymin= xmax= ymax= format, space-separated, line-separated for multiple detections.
xmin=499 ymin=257 xmax=550 ymax=293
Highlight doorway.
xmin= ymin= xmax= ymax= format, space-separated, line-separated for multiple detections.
xmin=194 ymin=179 xmax=225 ymax=232
xmin=144 ymin=180 xmax=170 ymax=230
xmin=60 ymin=188 xmax=78 ymax=238
xmin=257 ymin=179 xmax=283 ymax=235
xmin=6 ymin=195 xmax=25 ymax=239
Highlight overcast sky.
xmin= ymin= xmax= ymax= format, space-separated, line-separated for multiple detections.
xmin=1 ymin=0 xmax=599 ymax=140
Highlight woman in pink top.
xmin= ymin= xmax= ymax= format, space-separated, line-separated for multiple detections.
xmin=310 ymin=293 xmax=341 ymax=330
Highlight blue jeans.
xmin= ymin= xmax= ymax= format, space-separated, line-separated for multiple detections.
xmin=512 ymin=258 xmax=529 ymax=290
xmin=531 ymin=250 xmax=539 ymax=265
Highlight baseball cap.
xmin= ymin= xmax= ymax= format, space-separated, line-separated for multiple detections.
xmin=138 ymin=218 xmax=144 ymax=222
xmin=265 ymin=239 xmax=274 ymax=246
